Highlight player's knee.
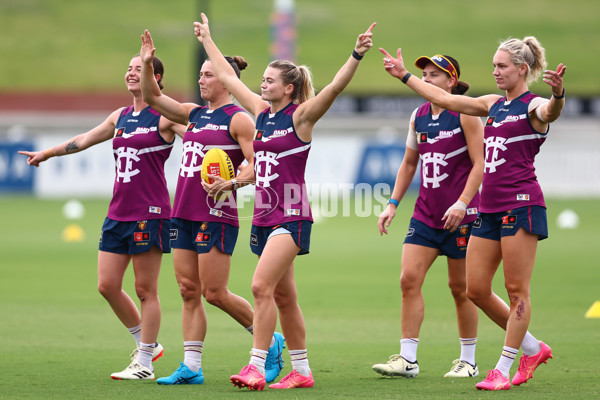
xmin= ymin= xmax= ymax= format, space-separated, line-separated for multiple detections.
xmin=251 ymin=280 xmax=273 ymax=303
xmin=399 ymin=272 xmax=420 ymax=293
xmin=466 ymin=284 xmax=485 ymax=305
xmin=273 ymin=287 xmax=296 ymax=309
xmin=134 ymin=283 xmax=157 ymax=302
xmin=448 ymin=279 xmax=467 ymax=299
xmin=97 ymin=280 xmax=119 ymax=299
xmin=178 ymin=279 xmax=200 ymax=302
xmin=505 ymin=283 xmax=529 ymax=306
xmin=203 ymin=287 xmax=226 ymax=308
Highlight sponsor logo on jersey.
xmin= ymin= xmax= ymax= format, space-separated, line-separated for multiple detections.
xmin=119 ymin=126 xmax=157 ymax=139
xmin=486 ymin=116 xmax=496 ymax=126
xmin=438 ymin=130 xmax=456 ymax=138
xmin=466 ymin=207 xmax=478 ymax=215
xmin=255 ymin=130 xmax=264 ymax=140
xmin=261 ymin=127 xmax=293 ymax=142
xmin=115 ymin=128 xmax=125 ymax=137
xmin=187 ymin=122 xmax=197 ymax=131
xmin=286 ymin=209 xmax=301 ymax=216
xmin=209 ymin=208 xmax=223 ymax=218
xmin=417 ymin=132 xmax=428 ymax=144
xmin=505 ymin=115 xmax=520 ymax=122
xmin=149 ymin=206 xmax=161 ymax=214
xmin=204 ymin=123 xmax=220 ymax=131
xmin=516 ymin=194 xmax=530 ymax=201
xmin=456 ymin=237 xmax=467 ymax=247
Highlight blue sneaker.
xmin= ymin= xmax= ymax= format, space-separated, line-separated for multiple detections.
xmin=156 ymin=362 xmax=204 ymax=385
xmin=265 ymin=332 xmax=285 ymax=383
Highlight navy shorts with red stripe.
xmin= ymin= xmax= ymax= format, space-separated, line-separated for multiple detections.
xmin=170 ymin=218 xmax=239 ymax=255
xmin=99 ymin=217 xmax=171 ymax=254
xmin=250 ymin=220 xmax=312 ymax=256
xmin=471 ymin=205 xmax=548 ymax=241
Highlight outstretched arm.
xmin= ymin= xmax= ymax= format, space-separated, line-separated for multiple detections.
xmin=140 ymin=30 xmax=196 ymax=125
xmin=194 ymin=13 xmax=268 ymax=117
xmin=294 ymin=22 xmax=376 ymax=139
xmin=379 ymin=47 xmax=496 ymax=117
xmin=18 ymin=110 xmax=119 ymax=167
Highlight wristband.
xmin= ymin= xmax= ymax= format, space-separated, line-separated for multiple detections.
xmin=352 ymin=50 xmax=363 ymax=61
xmin=388 ymin=198 xmax=399 ymax=207
xmin=401 ymin=72 xmax=412 ymax=84
xmin=230 ymin=178 xmax=238 ymax=191
xmin=553 ymin=88 xmax=565 ymax=99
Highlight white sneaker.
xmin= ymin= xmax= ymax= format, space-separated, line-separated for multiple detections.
xmin=444 ymin=359 xmax=479 ymax=378
xmin=372 ymin=355 xmax=419 ymax=377
xmin=111 ymin=360 xmax=154 ymax=380
xmin=130 ymin=342 xmax=164 ymax=362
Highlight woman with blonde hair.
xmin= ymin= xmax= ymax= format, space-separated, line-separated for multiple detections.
xmin=195 ymin=13 xmax=375 ymax=390
xmin=379 ymin=36 xmax=566 ymax=390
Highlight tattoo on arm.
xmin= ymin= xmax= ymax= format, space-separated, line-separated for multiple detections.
xmin=65 ymin=141 xmax=78 ymax=153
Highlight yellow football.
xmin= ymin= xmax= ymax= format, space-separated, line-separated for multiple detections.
xmin=201 ymin=147 xmax=235 ymax=184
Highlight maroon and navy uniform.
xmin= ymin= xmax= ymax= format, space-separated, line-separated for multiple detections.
xmin=100 ymin=105 xmax=174 ymax=254
xmin=412 ymin=102 xmax=480 ymax=228
xmin=403 ymin=103 xmax=480 ymax=258
xmin=170 ymin=104 xmax=246 ymax=254
xmin=472 ymin=91 xmax=549 ymax=240
xmin=251 ymin=102 xmax=312 ymax=255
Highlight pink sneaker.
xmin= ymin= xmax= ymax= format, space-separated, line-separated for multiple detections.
xmin=269 ymin=370 xmax=314 ymax=389
xmin=512 ymin=341 xmax=553 ymax=386
xmin=230 ymin=365 xmax=266 ymax=391
xmin=475 ymin=369 xmax=511 ymax=391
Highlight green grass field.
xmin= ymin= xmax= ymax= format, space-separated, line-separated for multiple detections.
xmin=1 ymin=0 xmax=599 ymax=96
xmin=1 ymin=195 xmax=599 ymax=399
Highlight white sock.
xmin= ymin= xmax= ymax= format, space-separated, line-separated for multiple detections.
xmin=249 ymin=348 xmax=268 ymax=375
xmin=495 ymin=346 xmax=518 ymax=378
xmin=128 ymin=324 xmax=142 ymax=348
xmin=459 ymin=337 xmax=477 ymax=365
xmin=289 ymin=349 xmax=310 ymax=376
xmin=137 ymin=342 xmax=154 ymax=369
xmin=520 ymin=332 xmax=541 ymax=356
xmin=183 ymin=341 xmax=203 ymax=372
xmin=400 ymin=338 xmax=419 ymax=363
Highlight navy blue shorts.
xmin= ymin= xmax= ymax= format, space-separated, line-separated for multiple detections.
xmin=471 ymin=206 xmax=548 ymax=241
xmin=99 ymin=217 xmax=171 ymax=254
xmin=250 ymin=220 xmax=312 ymax=256
xmin=403 ymin=217 xmax=474 ymax=259
xmin=170 ymin=218 xmax=239 ymax=255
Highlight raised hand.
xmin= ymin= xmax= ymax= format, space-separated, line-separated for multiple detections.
xmin=140 ymin=30 xmax=156 ymax=63
xmin=355 ymin=22 xmax=376 ymax=56
xmin=379 ymin=47 xmax=406 ymax=79
xmin=543 ymin=63 xmax=567 ymax=97
xmin=193 ymin=12 xmax=211 ymax=43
